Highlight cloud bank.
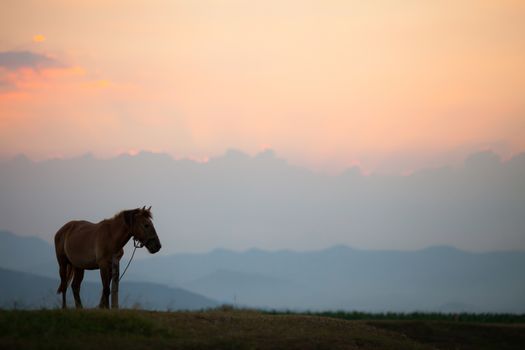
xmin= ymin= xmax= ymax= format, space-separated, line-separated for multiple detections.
xmin=0 ymin=149 xmax=523 ymax=254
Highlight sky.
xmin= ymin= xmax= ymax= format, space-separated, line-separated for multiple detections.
xmin=1 ymin=0 xmax=524 ymax=174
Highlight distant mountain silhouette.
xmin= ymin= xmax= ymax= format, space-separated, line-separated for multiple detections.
xmin=0 ymin=267 xmax=218 ymax=310
xmin=1 ymin=149 xmax=524 ymax=253
xmin=127 ymin=245 xmax=525 ymax=312
xmin=1 ymin=231 xmax=524 ymax=312
xmin=0 ymin=231 xmax=54 ymax=271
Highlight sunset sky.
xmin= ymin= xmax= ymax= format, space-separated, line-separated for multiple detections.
xmin=1 ymin=0 xmax=524 ymax=174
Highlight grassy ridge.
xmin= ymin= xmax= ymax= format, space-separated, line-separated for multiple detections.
xmin=1 ymin=308 xmax=524 ymax=349
xmin=265 ymin=310 xmax=525 ymax=323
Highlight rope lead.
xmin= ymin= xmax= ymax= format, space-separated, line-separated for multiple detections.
xmin=119 ymin=238 xmax=143 ymax=281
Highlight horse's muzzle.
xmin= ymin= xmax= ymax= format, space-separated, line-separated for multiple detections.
xmin=145 ymin=239 xmax=161 ymax=254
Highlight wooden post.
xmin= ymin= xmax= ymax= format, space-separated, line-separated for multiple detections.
xmin=111 ymin=255 xmax=119 ymax=309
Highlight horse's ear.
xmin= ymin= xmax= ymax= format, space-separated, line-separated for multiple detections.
xmin=147 ymin=206 xmax=152 ymax=211
xmin=124 ymin=210 xmax=134 ymax=227
xmin=142 ymin=205 xmax=146 ymax=211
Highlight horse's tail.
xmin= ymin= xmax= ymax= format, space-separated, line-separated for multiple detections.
xmin=55 ymin=222 xmax=75 ymax=294
xmin=56 ymin=263 xmax=74 ymax=294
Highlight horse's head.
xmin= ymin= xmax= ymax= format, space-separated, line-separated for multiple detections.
xmin=125 ymin=206 xmax=161 ymax=253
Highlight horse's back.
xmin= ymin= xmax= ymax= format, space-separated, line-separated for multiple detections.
xmin=55 ymin=220 xmax=93 ymax=245
xmin=55 ymin=220 xmax=100 ymax=269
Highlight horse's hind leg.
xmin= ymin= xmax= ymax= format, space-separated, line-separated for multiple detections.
xmin=57 ymin=260 xmax=71 ymax=309
xmin=71 ymin=268 xmax=85 ymax=309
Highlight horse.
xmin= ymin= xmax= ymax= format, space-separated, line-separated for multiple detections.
xmin=54 ymin=206 xmax=161 ymax=309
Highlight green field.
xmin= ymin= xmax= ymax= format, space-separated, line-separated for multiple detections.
xmin=1 ymin=308 xmax=524 ymax=349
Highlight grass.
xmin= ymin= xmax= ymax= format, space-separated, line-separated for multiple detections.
xmin=0 ymin=308 xmax=524 ymax=349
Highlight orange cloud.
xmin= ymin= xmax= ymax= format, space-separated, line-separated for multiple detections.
xmin=0 ymin=65 xmax=85 ymax=96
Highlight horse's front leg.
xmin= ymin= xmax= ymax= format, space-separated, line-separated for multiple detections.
xmin=111 ymin=254 xmax=120 ymax=309
xmin=98 ymin=261 xmax=112 ymax=309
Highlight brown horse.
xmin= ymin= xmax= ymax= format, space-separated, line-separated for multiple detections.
xmin=54 ymin=207 xmax=161 ymax=309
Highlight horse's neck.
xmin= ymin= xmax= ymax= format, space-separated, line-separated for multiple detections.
xmin=108 ymin=216 xmax=132 ymax=252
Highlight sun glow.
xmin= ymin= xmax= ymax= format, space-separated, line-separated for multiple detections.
xmin=32 ymin=34 xmax=46 ymax=43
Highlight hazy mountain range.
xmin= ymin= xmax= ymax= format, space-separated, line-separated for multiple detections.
xmin=1 ymin=231 xmax=524 ymax=313
xmin=1 ymin=149 xmax=524 ymax=253
xmin=0 ymin=267 xmax=217 ymax=310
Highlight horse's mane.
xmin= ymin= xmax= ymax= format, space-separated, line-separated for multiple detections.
xmin=113 ymin=208 xmax=153 ymax=221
